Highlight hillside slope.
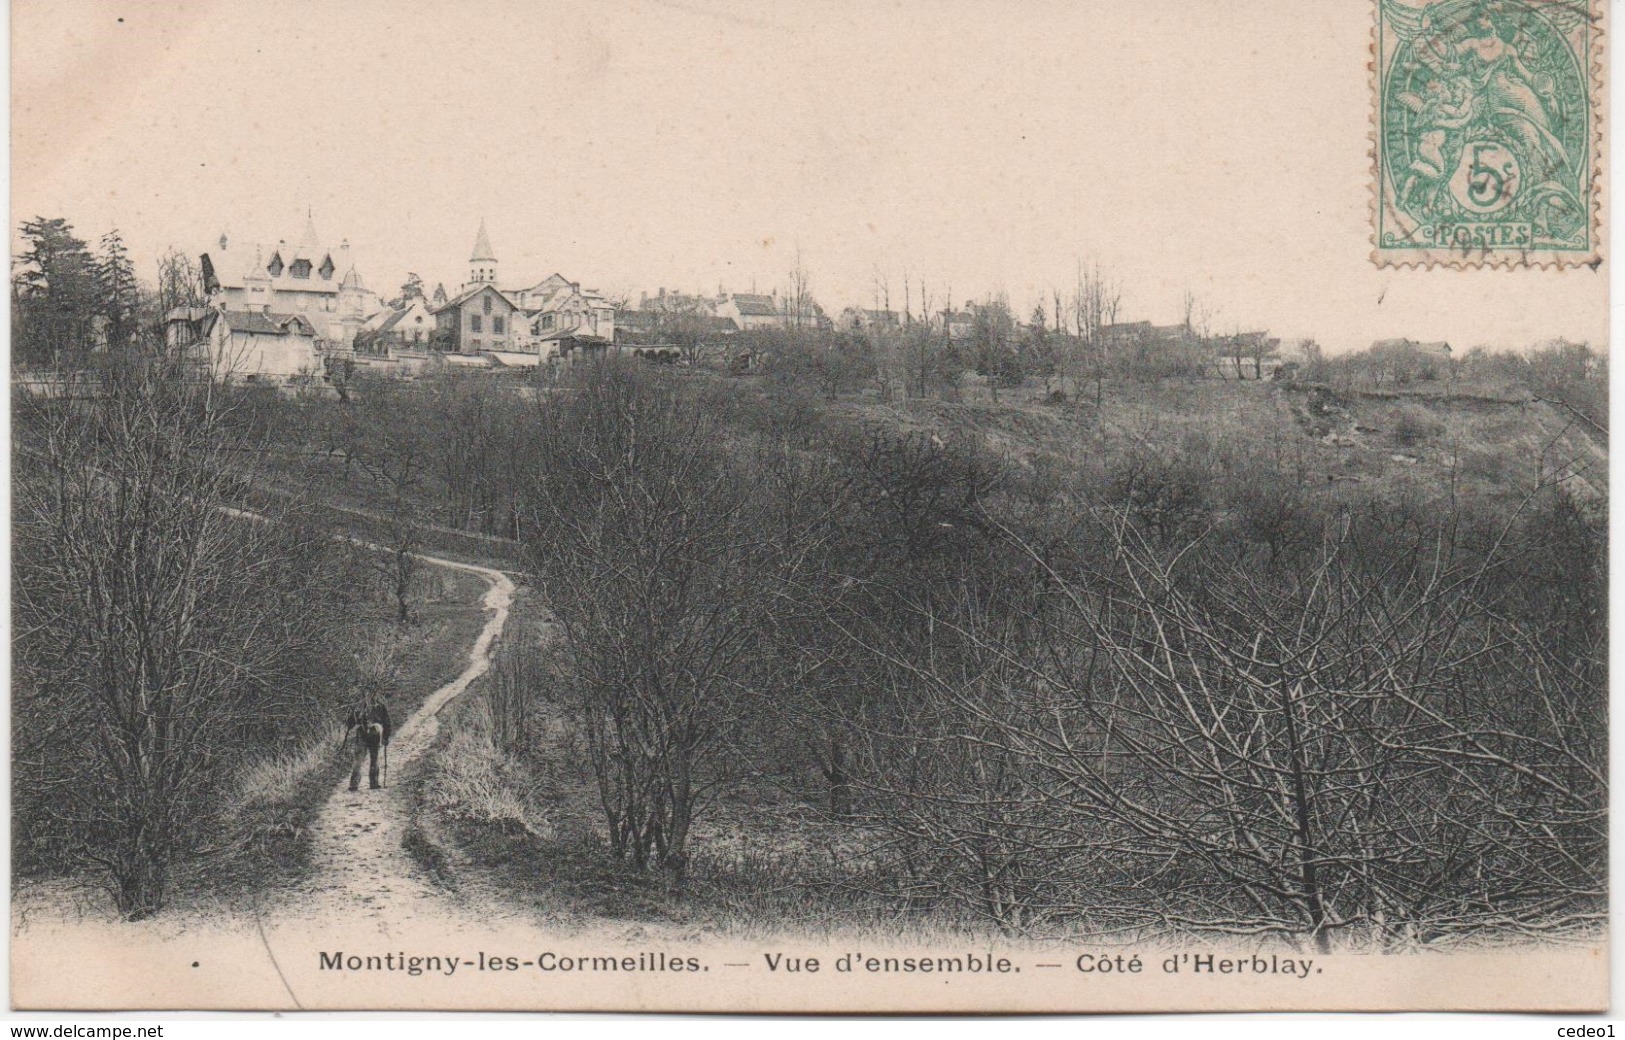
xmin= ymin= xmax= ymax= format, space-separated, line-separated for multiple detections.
xmin=827 ymin=378 xmax=1607 ymax=510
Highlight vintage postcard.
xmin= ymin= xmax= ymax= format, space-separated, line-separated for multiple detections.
xmin=9 ymin=0 xmax=1608 ymax=1014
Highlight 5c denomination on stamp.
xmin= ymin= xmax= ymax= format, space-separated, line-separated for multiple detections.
xmin=1373 ymin=0 xmax=1601 ymax=267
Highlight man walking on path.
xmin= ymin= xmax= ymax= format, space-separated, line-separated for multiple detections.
xmin=346 ymin=702 xmax=393 ymax=791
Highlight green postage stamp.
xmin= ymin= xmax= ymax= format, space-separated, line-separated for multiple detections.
xmin=1374 ymin=0 xmax=1602 ymax=266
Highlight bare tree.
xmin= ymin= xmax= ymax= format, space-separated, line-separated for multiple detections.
xmin=1180 ymin=289 xmax=1212 ymax=339
xmin=969 ymin=294 xmax=1019 ymax=402
xmin=868 ymin=269 xmax=901 ymax=400
xmin=1071 ymin=260 xmax=1121 ymax=410
xmin=1022 ymin=303 xmax=1059 ymax=396
xmin=155 ymin=247 xmax=205 ymax=320
xmin=785 ymin=247 xmax=817 ymax=330
xmin=647 ymin=292 xmax=714 ymax=365
xmin=13 ymin=351 xmax=339 ymax=918
xmin=521 ymin=361 xmax=777 ymax=884
xmin=861 ymin=487 xmax=1605 ymax=947
xmin=345 ymin=378 xmax=431 ymax=622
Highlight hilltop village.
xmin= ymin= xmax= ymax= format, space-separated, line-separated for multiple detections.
xmin=162 ymin=215 xmax=1434 ymax=395
xmin=164 ymin=215 xmax=884 ymax=387
xmin=166 ymin=217 xmax=621 ymax=384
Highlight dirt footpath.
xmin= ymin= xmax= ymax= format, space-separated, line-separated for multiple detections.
xmin=273 ymin=555 xmax=515 ymax=931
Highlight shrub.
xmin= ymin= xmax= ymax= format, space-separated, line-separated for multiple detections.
xmin=1107 ymin=449 xmax=1213 ymax=545
xmin=1390 ymin=404 xmax=1443 ymax=447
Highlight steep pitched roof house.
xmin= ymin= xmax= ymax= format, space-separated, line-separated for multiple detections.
xmin=198 ymin=213 xmax=378 ymax=348
xmin=715 ymin=292 xmax=784 ymax=330
xmin=357 ymin=297 xmax=437 ymax=355
xmin=178 ymin=308 xmax=321 ymax=383
xmin=429 ymin=223 xmax=615 ymax=360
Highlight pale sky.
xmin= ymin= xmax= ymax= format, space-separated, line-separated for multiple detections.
xmin=10 ymin=0 xmax=1609 ymax=352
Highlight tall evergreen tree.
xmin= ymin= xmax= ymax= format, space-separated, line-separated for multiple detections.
xmin=12 ymin=217 xmax=101 ymax=370
xmin=97 ymin=229 xmax=140 ymax=351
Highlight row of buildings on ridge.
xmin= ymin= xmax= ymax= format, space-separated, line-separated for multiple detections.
xmin=167 ymin=215 xmax=617 ymax=386
xmin=165 ymin=212 xmax=1437 ymax=390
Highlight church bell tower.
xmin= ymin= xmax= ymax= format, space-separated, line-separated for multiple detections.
xmin=468 ymin=218 xmax=498 ymax=289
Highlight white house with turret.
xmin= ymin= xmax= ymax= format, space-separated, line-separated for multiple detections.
xmin=199 ymin=212 xmax=379 ymax=350
xmin=177 ymin=213 xmax=379 ymax=383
